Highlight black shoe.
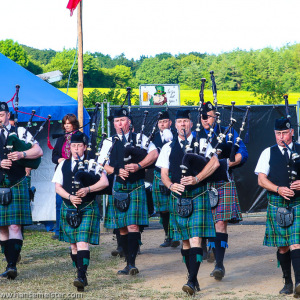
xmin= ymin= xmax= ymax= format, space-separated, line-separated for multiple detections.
xmin=182 ymin=280 xmax=196 ymax=296
xmin=111 ymin=246 xmax=125 ymax=258
xmin=51 ymin=235 xmax=59 ymax=240
xmin=7 ymin=267 xmax=17 ymax=280
xmin=294 ymin=282 xmax=300 ymax=298
xmin=212 ymin=265 xmax=225 ymax=280
xmin=170 ymin=240 xmax=180 ymax=248
xmin=117 ymin=265 xmax=130 ymax=275
xmin=0 ymin=268 xmax=9 ymax=278
xmin=207 ymin=247 xmax=215 ymax=263
xmin=128 ymin=264 xmax=139 ymax=275
xmin=73 ymin=277 xmax=88 ymax=292
xmin=279 ymin=282 xmax=293 ymax=295
xmin=160 ymin=238 xmax=172 ymax=248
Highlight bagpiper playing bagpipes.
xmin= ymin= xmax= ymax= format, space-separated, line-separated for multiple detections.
xmin=155 ymin=106 xmax=221 ymax=296
xmin=52 ymin=130 xmax=109 ymax=292
xmin=0 ymin=85 xmax=47 ymax=280
xmin=255 ymin=94 xmax=300 ymax=298
xmin=196 ymin=72 xmax=249 ymax=281
xmin=98 ymin=87 xmax=158 ymax=276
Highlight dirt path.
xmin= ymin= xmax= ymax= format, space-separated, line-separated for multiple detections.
xmin=101 ymin=216 xmax=292 ymax=299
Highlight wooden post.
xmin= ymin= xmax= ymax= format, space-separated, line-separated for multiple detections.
xmin=77 ymin=1 xmax=84 ymax=131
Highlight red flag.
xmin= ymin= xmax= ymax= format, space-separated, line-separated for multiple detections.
xmin=67 ymin=0 xmax=82 ymax=16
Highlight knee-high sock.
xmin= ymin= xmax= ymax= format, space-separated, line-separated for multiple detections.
xmin=277 ymin=250 xmax=292 ymax=284
xmin=115 ymin=229 xmax=122 ymax=248
xmin=291 ymin=249 xmax=300 ymax=283
xmin=160 ymin=212 xmax=170 ymax=238
xmin=127 ymin=232 xmax=140 ymax=266
xmin=181 ymin=248 xmax=190 ymax=273
xmin=189 ymin=247 xmax=203 ymax=284
xmin=120 ymin=234 xmax=128 ymax=262
xmin=70 ymin=252 xmax=78 ymax=269
xmin=7 ymin=239 xmax=23 ymax=268
xmin=77 ymin=250 xmax=90 ymax=279
xmin=214 ymin=232 xmax=228 ymax=268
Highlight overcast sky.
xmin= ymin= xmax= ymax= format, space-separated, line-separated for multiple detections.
xmin=0 ymin=0 xmax=299 ymax=60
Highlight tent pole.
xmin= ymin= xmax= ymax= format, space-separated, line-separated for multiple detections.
xmin=77 ymin=1 xmax=84 ymax=130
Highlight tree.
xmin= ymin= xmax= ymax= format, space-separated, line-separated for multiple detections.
xmin=0 ymin=39 xmax=29 ymax=67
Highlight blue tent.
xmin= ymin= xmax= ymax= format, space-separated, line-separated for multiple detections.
xmin=0 ymin=53 xmax=90 ymax=127
xmin=0 ymin=53 xmax=92 ymax=222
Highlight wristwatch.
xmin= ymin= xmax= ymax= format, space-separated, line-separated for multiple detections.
xmin=22 ymin=151 xmax=27 ymax=158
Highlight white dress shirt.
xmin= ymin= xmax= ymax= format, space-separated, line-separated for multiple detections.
xmin=156 ymin=134 xmax=195 ymax=169
xmin=255 ymin=143 xmax=293 ymax=176
xmin=52 ymin=155 xmax=103 ymax=185
xmin=4 ymin=124 xmax=38 ymax=144
xmin=98 ymin=132 xmax=156 ymax=165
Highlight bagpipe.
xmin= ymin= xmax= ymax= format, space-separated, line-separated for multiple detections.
xmin=180 ymin=71 xmax=250 ymax=183
xmin=72 ymin=102 xmax=119 ymax=196
xmin=2 ymin=85 xmax=53 ymax=169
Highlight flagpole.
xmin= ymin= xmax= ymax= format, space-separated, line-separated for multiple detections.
xmin=77 ymin=0 xmax=84 ymax=131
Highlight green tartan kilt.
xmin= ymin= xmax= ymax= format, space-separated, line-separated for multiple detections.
xmin=152 ymin=170 xmax=170 ymax=212
xmin=209 ymin=179 xmax=242 ymax=223
xmin=59 ymin=200 xmax=100 ymax=245
xmin=170 ymin=186 xmax=216 ymax=241
xmin=0 ymin=176 xmax=32 ymax=226
xmin=263 ymin=193 xmax=300 ymax=247
xmin=104 ymin=179 xmax=149 ymax=229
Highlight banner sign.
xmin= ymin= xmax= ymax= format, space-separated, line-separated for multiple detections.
xmin=139 ymin=84 xmax=180 ymax=106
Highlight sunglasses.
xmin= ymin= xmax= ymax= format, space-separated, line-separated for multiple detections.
xmin=201 ymin=114 xmax=216 ymax=120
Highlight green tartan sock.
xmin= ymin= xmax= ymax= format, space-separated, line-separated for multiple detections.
xmin=77 ymin=250 xmax=90 ymax=279
xmin=291 ymin=249 xmax=300 ymax=283
xmin=70 ymin=252 xmax=78 ymax=269
xmin=7 ymin=239 xmax=23 ymax=268
xmin=189 ymin=247 xmax=203 ymax=284
xmin=277 ymin=250 xmax=292 ymax=284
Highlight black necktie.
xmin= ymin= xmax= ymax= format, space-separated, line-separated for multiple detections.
xmin=0 ymin=129 xmax=6 ymax=147
xmin=73 ymin=160 xmax=79 ymax=173
xmin=283 ymin=148 xmax=289 ymax=164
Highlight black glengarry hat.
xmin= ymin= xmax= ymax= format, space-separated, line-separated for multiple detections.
xmin=202 ymin=101 xmax=216 ymax=114
xmin=0 ymin=102 xmax=9 ymax=112
xmin=71 ymin=132 xmax=88 ymax=145
xmin=274 ymin=118 xmax=291 ymax=131
xmin=9 ymin=112 xmax=15 ymax=121
xmin=108 ymin=108 xmax=130 ymax=121
xmin=159 ymin=111 xmax=170 ymax=120
xmin=176 ymin=109 xmax=191 ymax=120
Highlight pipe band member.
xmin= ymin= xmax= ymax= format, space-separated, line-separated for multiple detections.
xmin=199 ymin=101 xmax=248 ymax=280
xmin=151 ymin=110 xmax=179 ymax=248
xmin=0 ymin=102 xmax=43 ymax=280
xmin=255 ymin=118 xmax=300 ymax=297
xmin=98 ymin=108 xmax=158 ymax=276
xmin=52 ymin=132 xmax=109 ymax=292
xmin=156 ymin=109 xmax=218 ymax=296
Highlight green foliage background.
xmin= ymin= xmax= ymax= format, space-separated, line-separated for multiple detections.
xmin=1 ymin=39 xmax=300 ymax=105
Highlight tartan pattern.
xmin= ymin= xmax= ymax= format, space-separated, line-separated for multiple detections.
xmin=263 ymin=193 xmax=300 ymax=247
xmin=210 ymin=179 xmax=242 ymax=223
xmin=104 ymin=179 xmax=149 ymax=229
xmin=59 ymin=200 xmax=100 ymax=245
xmin=152 ymin=170 xmax=170 ymax=212
xmin=170 ymin=186 xmax=216 ymax=241
xmin=0 ymin=176 xmax=32 ymax=226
